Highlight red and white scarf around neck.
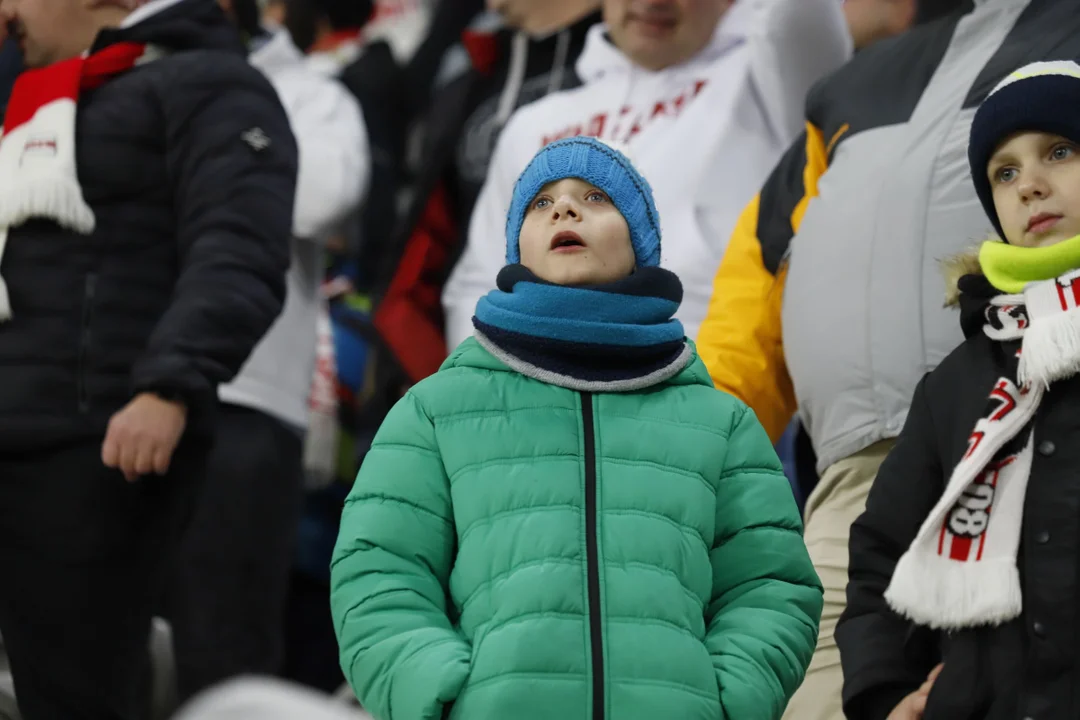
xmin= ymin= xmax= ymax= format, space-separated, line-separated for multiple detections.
xmin=0 ymin=41 xmax=150 ymax=321
xmin=885 ymin=268 xmax=1080 ymax=630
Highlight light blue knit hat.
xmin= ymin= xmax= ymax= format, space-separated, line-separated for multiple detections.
xmin=505 ymin=137 xmax=662 ymax=267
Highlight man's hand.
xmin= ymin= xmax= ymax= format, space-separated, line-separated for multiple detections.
xmin=102 ymin=392 xmax=187 ymax=482
xmin=887 ymin=664 xmax=944 ymax=720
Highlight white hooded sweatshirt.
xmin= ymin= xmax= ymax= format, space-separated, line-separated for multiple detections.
xmin=219 ymin=29 xmax=369 ymax=430
xmin=442 ymin=0 xmax=852 ymax=348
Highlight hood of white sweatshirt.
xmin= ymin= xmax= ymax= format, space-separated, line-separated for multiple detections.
xmin=249 ymin=28 xmax=304 ymax=73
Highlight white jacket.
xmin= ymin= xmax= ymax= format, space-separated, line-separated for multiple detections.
xmin=442 ymin=0 xmax=852 ymax=348
xmin=219 ymin=30 xmax=369 ymax=429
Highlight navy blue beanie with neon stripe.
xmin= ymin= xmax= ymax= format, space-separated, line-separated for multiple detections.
xmin=968 ymin=60 xmax=1080 ymax=240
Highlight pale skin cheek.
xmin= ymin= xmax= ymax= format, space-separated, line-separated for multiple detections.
xmin=1000 ymin=205 xmax=1024 ymax=245
xmin=992 ymin=157 xmax=1080 ymax=246
xmin=991 ymin=188 xmax=1025 ymax=245
xmin=995 ymin=188 xmax=1080 ymax=247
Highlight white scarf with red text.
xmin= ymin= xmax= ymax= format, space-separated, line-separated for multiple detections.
xmin=885 ymin=268 xmax=1080 ymax=629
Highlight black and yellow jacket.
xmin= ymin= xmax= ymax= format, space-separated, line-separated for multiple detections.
xmin=696 ymin=0 xmax=1080 ymax=471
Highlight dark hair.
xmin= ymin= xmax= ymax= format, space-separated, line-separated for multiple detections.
xmin=284 ymin=0 xmax=373 ymax=50
xmin=311 ymin=0 xmax=374 ymax=30
xmin=915 ymin=0 xmax=971 ymax=24
xmin=284 ymin=0 xmax=319 ymax=50
xmin=231 ymin=0 xmax=262 ymax=38
xmin=324 ymin=0 xmax=374 ymax=30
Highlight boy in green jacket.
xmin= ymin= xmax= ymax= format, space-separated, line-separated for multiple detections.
xmin=330 ymin=137 xmax=822 ymax=720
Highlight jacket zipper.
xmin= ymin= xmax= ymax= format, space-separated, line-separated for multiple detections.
xmin=77 ymin=272 xmax=97 ymax=412
xmin=580 ymin=391 xmax=604 ymax=720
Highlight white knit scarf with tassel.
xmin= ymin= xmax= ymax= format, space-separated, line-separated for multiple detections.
xmin=885 ymin=268 xmax=1080 ymax=629
xmin=0 ymin=41 xmax=154 ymax=321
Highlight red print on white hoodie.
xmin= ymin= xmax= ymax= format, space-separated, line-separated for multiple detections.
xmin=542 ymin=79 xmax=710 ymax=147
xmin=443 ymin=0 xmax=852 ymax=349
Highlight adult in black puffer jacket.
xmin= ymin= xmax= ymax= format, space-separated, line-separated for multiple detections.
xmin=0 ymin=0 xmax=296 ymax=717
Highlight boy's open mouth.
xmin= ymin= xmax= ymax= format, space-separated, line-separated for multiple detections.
xmin=550 ymin=231 xmax=586 ymax=251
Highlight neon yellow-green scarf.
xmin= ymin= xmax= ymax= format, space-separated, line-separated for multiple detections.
xmin=980 ymin=234 xmax=1080 ymax=293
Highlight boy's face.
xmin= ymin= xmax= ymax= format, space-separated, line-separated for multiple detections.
xmin=518 ymin=177 xmax=636 ymax=286
xmin=989 ymin=131 xmax=1080 ymax=248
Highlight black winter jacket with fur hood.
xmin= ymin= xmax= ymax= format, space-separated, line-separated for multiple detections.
xmin=838 ymin=251 xmax=1080 ymax=720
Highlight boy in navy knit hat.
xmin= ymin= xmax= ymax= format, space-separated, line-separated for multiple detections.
xmin=838 ymin=60 xmax=1080 ymax=719
xmin=967 ymin=61 xmax=1080 ymax=249
xmin=331 ymin=136 xmax=823 ymax=720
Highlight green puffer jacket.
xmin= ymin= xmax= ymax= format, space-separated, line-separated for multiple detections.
xmin=331 ymin=339 xmax=822 ymax=720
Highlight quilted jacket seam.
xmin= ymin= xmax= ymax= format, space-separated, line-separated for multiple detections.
xmin=600 ymin=413 xmax=733 ymax=438
xmin=345 ymin=492 xmax=452 ymax=525
xmin=608 ymin=677 xmax=719 ymax=701
xmin=601 ymin=508 xmax=710 ymax=552
xmin=459 ymin=556 xmax=582 ymax=613
xmin=713 ymin=522 xmax=802 ymax=547
xmin=708 ymin=607 xmax=818 ymax=641
xmin=612 ymin=559 xmax=706 ymax=610
xmin=449 ymin=453 xmax=580 ymax=483
xmin=465 ymin=672 xmax=717 ymax=701
xmin=718 ymin=465 xmax=787 ymax=481
xmin=366 ymin=442 xmax=440 ymax=459
xmin=603 ymin=457 xmax=715 ymax=496
xmin=458 ymin=503 xmax=581 ymax=548
xmin=340 ymin=586 xmax=422 ymax=617
xmin=435 ymin=406 xmax=579 ymax=423
xmin=464 ymin=671 xmax=586 ymax=693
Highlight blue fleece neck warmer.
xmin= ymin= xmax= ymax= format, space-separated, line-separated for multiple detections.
xmin=968 ymin=60 xmax=1080 ymax=240
xmin=472 ymin=265 xmax=690 ymax=392
xmin=504 ymin=137 xmax=662 ymax=267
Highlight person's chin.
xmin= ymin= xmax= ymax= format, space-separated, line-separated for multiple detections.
xmin=627 ymin=15 xmax=679 ymax=41
xmin=541 ymin=263 xmax=599 ymax=287
xmin=552 ymin=272 xmax=595 ymax=288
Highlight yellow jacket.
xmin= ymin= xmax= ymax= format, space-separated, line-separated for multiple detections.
xmin=696 ymin=123 xmax=832 ymax=444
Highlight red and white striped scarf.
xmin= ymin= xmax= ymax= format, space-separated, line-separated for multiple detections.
xmin=0 ymin=41 xmax=150 ymax=321
xmin=886 ymin=268 xmax=1080 ymax=629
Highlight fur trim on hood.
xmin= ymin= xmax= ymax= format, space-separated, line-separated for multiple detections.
xmin=942 ymin=237 xmax=1003 ymax=307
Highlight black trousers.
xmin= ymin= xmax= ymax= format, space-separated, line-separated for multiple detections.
xmin=0 ymin=436 xmax=206 ymax=720
xmin=167 ymin=404 xmax=303 ymax=703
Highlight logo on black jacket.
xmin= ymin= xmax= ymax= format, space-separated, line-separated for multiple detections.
xmin=241 ymin=127 xmax=271 ymax=152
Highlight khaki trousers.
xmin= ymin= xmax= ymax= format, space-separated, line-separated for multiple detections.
xmin=781 ymin=439 xmax=896 ymax=720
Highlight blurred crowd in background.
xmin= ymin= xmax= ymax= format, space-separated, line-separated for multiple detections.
xmin=3 ymin=0 xmax=1078 ymax=718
